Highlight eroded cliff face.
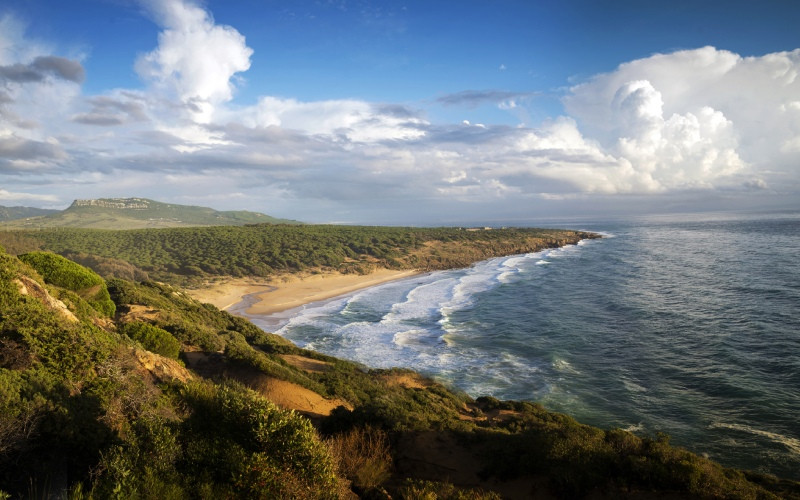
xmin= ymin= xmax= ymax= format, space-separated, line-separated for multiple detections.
xmin=131 ymin=346 xmax=193 ymax=384
xmin=70 ymin=198 xmax=149 ymax=210
xmin=13 ymin=275 xmax=79 ymax=323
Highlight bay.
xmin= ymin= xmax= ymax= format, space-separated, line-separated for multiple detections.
xmin=244 ymin=211 xmax=800 ymax=479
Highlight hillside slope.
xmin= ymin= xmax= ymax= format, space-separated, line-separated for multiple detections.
xmin=0 ymin=197 xmax=298 ymax=229
xmin=0 ymin=205 xmax=58 ymax=222
xmin=1 ymin=247 xmax=798 ymax=498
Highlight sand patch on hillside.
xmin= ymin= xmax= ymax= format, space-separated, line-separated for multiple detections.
xmin=185 ymin=278 xmax=274 ymax=311
xmin=252 ymin=377 xmax=352 ymax=417
xmin=280 ymin=354 xmax=334 ymax=374
xmin=379 ymin=372 xmax=431 ymax=390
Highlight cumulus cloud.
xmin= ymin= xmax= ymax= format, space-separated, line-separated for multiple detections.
xmin=565 ymin=46 xmax=800 ymax=176
xmin=1 ymin=0 xmax=798 ymax=221
xmin=136 ymin=0 xmax=253 ymax=122
xmin=232 ymin=97 xmax=427 ymax=143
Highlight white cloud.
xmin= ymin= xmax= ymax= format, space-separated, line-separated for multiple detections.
xmin=136 ymin=0 xmax=253 ymax=123
xmin=0 ymin=189 xmax=59 ymax=203
xmin=235 ymin=96 xmax=427 ymax=142
xmin=565 ymin=46 xmax=800 ymax=179
xmin=2 ymin=0 xmax=799 ymax=222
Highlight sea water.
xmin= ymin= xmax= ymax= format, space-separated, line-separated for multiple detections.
xmin=243 ymin=212 xmax=800 ymax=479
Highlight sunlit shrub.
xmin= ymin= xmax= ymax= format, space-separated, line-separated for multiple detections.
xmin=18 ymin=251 xmax=115 ymax=317
xmin=120 ymin=322 xmax=180 ymax=359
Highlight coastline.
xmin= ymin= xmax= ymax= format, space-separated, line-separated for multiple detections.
xmin=186 ymin=268 xmax=420 ymax=315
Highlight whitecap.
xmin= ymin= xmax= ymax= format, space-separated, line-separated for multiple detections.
xmin=710 ymin=422 xmax=800 ymax=455
xmin=622 ymin=378 xmax=647 ymax=393
xmin=624 ymin=422 xmax=646 ymax=433
xmin=552 ymin=357 xmax=580 ymax=374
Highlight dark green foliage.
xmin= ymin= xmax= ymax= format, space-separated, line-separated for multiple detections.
xmin=14 ymin=225 xmax=595 ymax=286
xmin=121 ymin=322 xmax=181 ymax=359
xmin=181 ymin=381 xmax=338 ymax=496
xmin=18 ymin=251 xmax=115 ymax=317
xmin=108 ymin=278 xmax=290 ymax=353
xmin=90 ymin=382 xmax=339 ymax=499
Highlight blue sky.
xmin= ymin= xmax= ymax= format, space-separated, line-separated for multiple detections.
xmin=1 ymin=0 xmax=799 ymax=224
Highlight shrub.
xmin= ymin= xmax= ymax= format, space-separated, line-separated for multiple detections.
xmin=120 ymin=322 xmax=181 ymax=359
xmin=326 ymin=426 xmax=393 ymax=493
xmin=18 ymin=251 xmax=115 ymax=317
xmin=181 ymin=381 xmax=341 ymax=498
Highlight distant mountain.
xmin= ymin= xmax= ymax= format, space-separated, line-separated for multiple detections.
xmin=0 ymin=197 xmax=299 ymax=229
xmin=0 ymin=205 xmax=59 ymax=222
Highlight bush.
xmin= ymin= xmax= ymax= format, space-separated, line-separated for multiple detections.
xmin=326 ymin=426 xmax=392 ymax=493
xmin=18 ymin=251 xmax=115 ymax=317
xmin=181 ymin=381 xmax=341 ymax=498
xmin=120 ymin=322 xmax=181 ymax=359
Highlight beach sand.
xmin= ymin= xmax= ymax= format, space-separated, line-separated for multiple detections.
xmin=186 ymin=268 xmax=419 ymax=315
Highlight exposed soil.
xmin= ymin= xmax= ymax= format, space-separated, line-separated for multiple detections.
xmin=279 ymin=354 xmax=334 ymax=374
xmin=183 ymin=349 xmax=350 ymax=418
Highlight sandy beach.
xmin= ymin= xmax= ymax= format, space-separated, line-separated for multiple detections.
xmin=186 ymin=268 xmax=420 ymax=316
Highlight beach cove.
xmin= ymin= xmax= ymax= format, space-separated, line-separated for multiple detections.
xmin=200 ymin=213 xmax=800 ymax=481
xmin=187 ymin=268 xmax=420 ymax=315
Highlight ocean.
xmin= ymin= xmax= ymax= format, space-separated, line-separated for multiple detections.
xmin=241 ymin=212 xmax=800 ymax=479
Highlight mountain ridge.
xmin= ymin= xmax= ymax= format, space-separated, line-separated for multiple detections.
xmin=0 ymin=197 xmax=299 ymax=229
xmin=0 ymin=205 xmax=59 ymax=222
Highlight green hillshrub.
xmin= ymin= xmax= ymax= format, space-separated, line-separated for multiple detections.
xmin=18 ymin=251 xmax=115 ymax=317
xmin=181 ymin=381 xmax=340 ymax=498
xmin=121 ymin=322 xmax=181 ymax=359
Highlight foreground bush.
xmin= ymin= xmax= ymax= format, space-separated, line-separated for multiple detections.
xmin=18 ymin=251 xmax=115 ymax=317
xmin=90 ymin=381 xmax=342 ymax=498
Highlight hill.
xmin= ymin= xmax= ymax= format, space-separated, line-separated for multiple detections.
xmin=1 ymin=246 xmax=799 ymax=498
xmin=0 ymin=197 xmax=298 ymax=229
xmin=0 ymin=205 xmax=58 ymax=222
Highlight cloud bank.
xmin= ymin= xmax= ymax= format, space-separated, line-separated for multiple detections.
xmin=0 ymin=2 xmax=798 ymax=222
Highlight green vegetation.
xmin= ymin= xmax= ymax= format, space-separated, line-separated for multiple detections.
xmin=120 ymin=322 xmax=181 ymax=359
xmin=1 ymin=224 xmax=595 ymax=286
xmin=0 ymin=197 xmax=298 ymax=230
xmin=1 ymin=235 xmax=798 ymax=498
xmin=0 ymin=205 xmax=57 ymax=222
xmin=18 ymin=251 xmax=115 ymax=317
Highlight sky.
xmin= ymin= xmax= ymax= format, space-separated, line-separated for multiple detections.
xmin=0 ymin=0 xmax=799 ymax=224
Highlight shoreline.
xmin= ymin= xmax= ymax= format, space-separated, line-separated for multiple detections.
xmin=186 ymin=268 xmax=420 ymax=316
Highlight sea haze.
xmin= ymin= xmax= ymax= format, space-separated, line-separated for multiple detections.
xmin=243 ymin=212 xmax=800 ymax=479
